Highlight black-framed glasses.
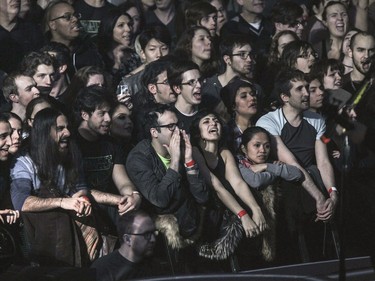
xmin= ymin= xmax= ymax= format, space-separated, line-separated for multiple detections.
xmin=155 ymin=122 xmax=179 ymax=131
xmin=181 ymin=78 xmax=203 ymax=87
xmin=297 ymin=51 xmax=318 ymax=60
xmin=50 ymin=12 xmax=81 ymax=22
xmin=230 ymin=51 xmax=255 ymax=60
xmin=125 ymin=230 xmax=159 ymax=241
xmin=155 ymin=80 xmax=169 ymax=86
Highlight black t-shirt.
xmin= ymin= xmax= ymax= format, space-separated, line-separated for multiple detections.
xmin=73 ymin=0 xmax=114 ymax=36
xmin=171 ymin=107 xmax=198 ymax=134
xmin=0 ymin=18 xmax=44 ymax=73
xmin=76 ymin=134 xmax=125 ymax=195
xmin=91 ymin=250 xmax=151 ymax=281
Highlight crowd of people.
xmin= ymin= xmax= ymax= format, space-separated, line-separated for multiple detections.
xmin=1 ymin=0 xmax=375 ymax=280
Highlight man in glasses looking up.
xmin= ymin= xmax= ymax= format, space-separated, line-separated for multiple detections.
xmin=43 ymin=0 xmax=103 ymax=76
xmin=91 ymin=209 xmax=157 ymax=280
xmin=167 ymin=60 xmax=202 ymax=133
xmin=126 ymin=104 xmax=208 ymax=271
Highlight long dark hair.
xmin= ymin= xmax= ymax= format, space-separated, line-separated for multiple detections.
xmin=97 ymin=9 xmax=133 ymax=72
xmin=30 ymin=108 xmax=81 ymax=194
xmin=190 ymin=110 xmax=225 ymax=149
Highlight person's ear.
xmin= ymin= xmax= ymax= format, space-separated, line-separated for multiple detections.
xmin=150 ymin=127 xmax=158 ymax=138
xmin=148 ymin=83 xmax=157 ymax=95
xmin=59 ymin=64 xmax=68 ymax=74
xmin=223 ymin=54 xmax=231 ymax=65
xmin=124 ymin=234 xmax=131 ymax=245
xmin=9 ymin=93 xmax=19 ymax=103
xmin=348 ymin=48 xmax=353 ymax=58
xmin=140 ymin=49 xmax=147 ymax=62
xmin=81 ymin=111 xmax=89 ymax=121
xmin=27 ymin=118 xmax=33 ymax=128
xmin=173 ymin=85 xmax=181 ymax=95
xmin=275 ymin=22 xmax=284 ymax=32
xmin=49 ymin=21 xmax=57 ymax=31
xmin=280 ymin=93 xmax=289 ymax=103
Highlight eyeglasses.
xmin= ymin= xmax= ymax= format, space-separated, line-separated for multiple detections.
xmin=125 ymin=230 xmax=159 ymax=241
xmin=289 ymin=20 xmax=305 ymax=28
xmin=297 ymin=52 xmax=318 ymax=60
xmin=155 ymin=80 xmax=169 ymax=86
xmin=50 ymin=12 xmax=81 ymax=22
xmin=230 ymin=51 xmax=255 ymax=60
xmin=181 ymin=78 xmax=203 ymax=87
xmin=155 ymin=122 xmax=179 ymax=131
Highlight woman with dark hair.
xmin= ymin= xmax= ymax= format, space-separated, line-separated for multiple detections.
xmin=268 ymin=30 xmax=299 ymax=67
xmin=190 ymin=111 xmax=267 ymax=262
xmin=310 ymin=58 xmax=344 ymax=90
xmin=313 ymin=1 xmax=349 ymax=60
xmin=97 ymin=9 xmax=140 ymax=84
xmin=110 ymin=102 xmax=134 ymax=158
xmin=1 ymin=112 xmax=23 ymax=156
xmin=221 ymin=78 xmax=259 ymax=154
xmin=119 ymin=0 xmax=145 ymax=37
xmin=174 ymin=26 xmax=218 ymax=78
xmin=261 ymin=31 xmax=299 ymax=106
xmin=280 ymin=40 xmax=318 ymax=74
xmin=185 ymin=1 xmax=218 ymax=37
xmin=238 ymin=126 xmax=303 ymax=191
xmin=236 ymin=126 xmax=303 ymax=261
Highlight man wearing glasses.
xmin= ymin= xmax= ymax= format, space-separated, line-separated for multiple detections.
xmin=132 ymin=57 xmax=176 ymax=141
xmin=44 ymin=0 xmax=103 ymax=76
xmin=126 ymin=104 xmax=208 ymax=256
xmin=201 ymin=35 xmax=260 ymax=122
xmin=167 ymin=60 xmax=203 ymax=133
xmin=91 ymin=210 xmax=157 ymax=281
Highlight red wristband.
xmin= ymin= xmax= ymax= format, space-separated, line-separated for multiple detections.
xmin=237 ymin=209 xmax=247 ymax=219
xmin=184 ymin=160 xmax=196 ymax=168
